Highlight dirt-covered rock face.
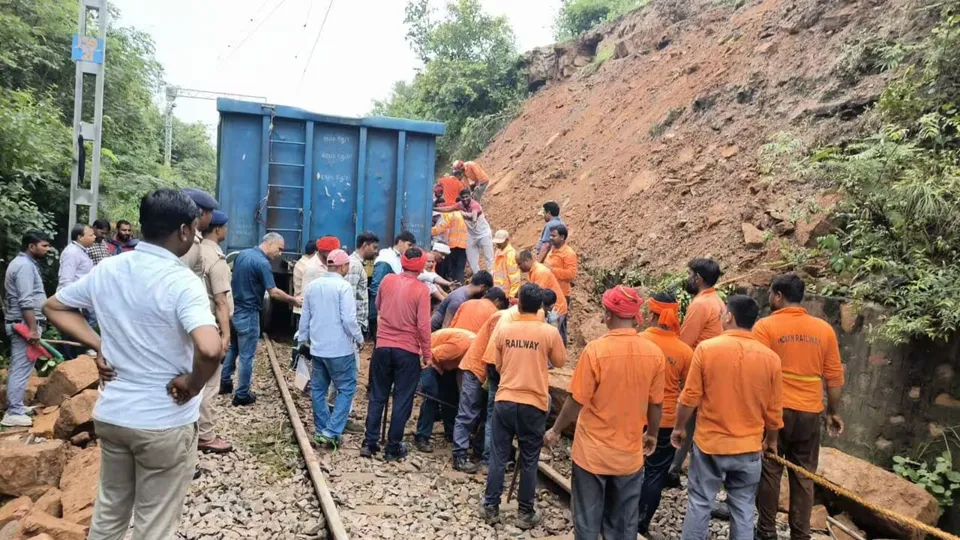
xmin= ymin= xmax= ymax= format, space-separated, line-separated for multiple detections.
xmin=483 ymin=0 xmax=933 ymax=276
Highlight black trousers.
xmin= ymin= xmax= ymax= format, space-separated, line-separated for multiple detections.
xmin=573 ymin=462 xmax=645 ymax=540
xmin=483 ymin=401 xmax=546 ymax=513
xmin=446 ymin=247 xmax=467 ymax=284
xmin=363 ymin=347 xmax=421 ymax=454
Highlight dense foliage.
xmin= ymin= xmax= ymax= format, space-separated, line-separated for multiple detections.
xmin=371 ymin=0 xmax=526 ymax=167
xmin=0 ymin=0 xmax=216 ymax=266
xmin=802 ymin=3 xmax=960 ymax=344
xmin=554 ymin=0 xmax=646 ymax=40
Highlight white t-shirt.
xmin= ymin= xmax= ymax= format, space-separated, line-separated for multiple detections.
xmin=419 ymin=271 xmax=441 ymax=294
xmin=56 ymin=242 xmax=216 ymax=430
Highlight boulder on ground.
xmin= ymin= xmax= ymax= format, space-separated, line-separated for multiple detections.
xmin=35 ymin=357 xmax=98 ymax=407
xmin=831 ymin=512 xmax=866 ymax=540
xmin=53 ymin=390 xmax=97 ymax=440
xmin=28 ymin=534 xmax=56 ymax=540
xmin=24 ymin=373 xmax=45 ymax=405
xmin=817 ymin=447 xmax=941 ymax=540
xmin=62 ymin=507 xmax=92 ymax=527
xmin=0 ymin=441 xmax=67 ymax=498
xmin=19 ymin=512 xmax=87 ymax=540
xmin=0 ymin=496 xmax=32 ymax=528
xmin=0 ymin=520 xmax=21 ymax=540
xmin=30 ymin=409 xmax=61 ymax=440
xmin=811 ymin=504 xmax=829 ymax=531
xmin=34 ymin=487 xmax=62 ymax=518
xmin=59 ymin=446 xmax=99 ymax=521
xmin=742 ymin=222 xmax=766 ymax=248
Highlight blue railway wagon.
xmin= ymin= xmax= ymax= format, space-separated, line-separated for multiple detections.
xmin=215 ymin=98 xmax=445 ymax=266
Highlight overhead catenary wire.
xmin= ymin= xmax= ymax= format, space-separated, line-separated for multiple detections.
xmin=298 ymin=0 xmax=335 ymax=86
xmin=220 ymin=0 xmax=291 ymax=63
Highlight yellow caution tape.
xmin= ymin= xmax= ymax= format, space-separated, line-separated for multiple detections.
xmin=764 ymin=453 xmax=959 ymax=540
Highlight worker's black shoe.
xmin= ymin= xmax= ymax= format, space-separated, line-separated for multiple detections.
xmin=480 ymin=503 xmax=500 ymax=525
xmin=414 ymin=437 xmax=434 ymax=453
xmin=516 ymin=509 xmax=542 ymax=530
xmin=231 ymin=392 xmax=257 ymax=407
xmin=664 ymin=472 xmax=682 ymax=489
xmin=384 ymin=443 xmax=409 ymax=462
xmin=453 ymin=455 xmax=479 ymax=474
xmin=219 ymin=381 xmax=233 ymax=395
xmin=711 ymin=501 xmax=732 ymax=521
xmin=359 ymin=445 xmax=379 ymax=459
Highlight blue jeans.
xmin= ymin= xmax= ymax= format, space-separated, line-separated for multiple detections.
xmin=415 ymin=368 xmax=458 ymax=441
xmin=637 ymin=428 xmax=677 ymax=533
xmin=310 ymin=354 xmax=358 ymax=438
xmin=452 ymin=370 xmax=485 ymax=458
xmin=221 ymin=310 xmax=260 ymax=399
xmin=681 ymin=445 xmax=762 ymax=540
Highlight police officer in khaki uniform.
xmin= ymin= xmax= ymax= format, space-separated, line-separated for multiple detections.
xmin=197 ymin=210 xmax=234 ymax=453
xmin=181 ymin=188 xmax=218 ymax=276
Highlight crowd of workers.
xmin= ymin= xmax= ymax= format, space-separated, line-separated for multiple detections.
xmin=0 ymin=157 xmax=847 ymax=540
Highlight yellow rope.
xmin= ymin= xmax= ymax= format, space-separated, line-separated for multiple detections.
xmin=765 ymin=453 xmax=960 ymax=540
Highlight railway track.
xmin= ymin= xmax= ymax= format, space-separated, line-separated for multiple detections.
xmin=260 ymin=336 xmax=577 ymax=539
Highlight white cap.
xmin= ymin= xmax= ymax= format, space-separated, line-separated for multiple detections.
xmin=492 ymin=229 xmax=509 ymax=243
xmin=432 ymin=242 xmax=451 ymax=255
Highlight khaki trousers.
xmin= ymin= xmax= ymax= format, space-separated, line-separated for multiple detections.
xmin=88 ymin=420 xmax=198 ymax=540
xmin=198 ymin=364 xmax=222 ymax=441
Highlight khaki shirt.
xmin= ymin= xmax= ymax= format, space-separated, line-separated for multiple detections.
xmin=199 ymin=238 xmax=234 ymax=318
xmin=180 ymin=231 xmax=204 ymax=277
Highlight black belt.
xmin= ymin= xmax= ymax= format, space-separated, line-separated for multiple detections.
xmin=5 ymin=319 xmax=46 ymax=324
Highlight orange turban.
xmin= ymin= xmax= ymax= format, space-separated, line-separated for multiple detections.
xmin=401 ymin=251 xmax=427 ymax=273
xmin=602 ymin=285 xmax=643 ymax=319
xmin=316 ymin=236 xmax=340 ymax=252
xmin=647 ymin=299 xmax=681 ymax=333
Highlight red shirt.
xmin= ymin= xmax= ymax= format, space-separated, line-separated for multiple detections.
xmin=376 ymin=273 xmax=432 ymax=364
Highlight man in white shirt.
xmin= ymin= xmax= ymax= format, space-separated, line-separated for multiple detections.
xmin=298 ymin=250 xmax=364 ymax=447
xmin=57 ymin=223 xmax=95 ymax=290
xmin=292 ymin=240 xmax=318 ymax=319
xmin=43 ymin=188 xmax=221 ymax=539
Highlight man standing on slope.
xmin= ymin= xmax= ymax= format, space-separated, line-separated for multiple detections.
xmin=362 ymin=247 xmax=432 ymax=461
xmin=452 ymin=159 xmax=491 ymax=201
xmin=492 ymin=229 xmax=522 ymax=299
xmin=44 ymin=188 xmax=222 ymax=537
xmin=636 ymin=291 xmax=694 ymax=536
xmin=674 ymin=295 xmax=783 ymax=540
xmin=754 ymin=274 xmax=845 ymax=540
xmin=546 ymin=285 xmax=665 ymax=540
xmin=482 ymin=283 xmax=567 ymax=529
xmin=432 ymin=209 xmax=468 ymax=283
xmin=544 ymin=224 xmax=577 ymax=341
xmin=536 ymin=201 xmax=564 ymax=263
xmin=517 ymin=249 xmax=569 ymax=344
xmin=439 ymin=189 xmax=494 ymax=273
xmin=221 ymin=233 xmax=301 ymax=405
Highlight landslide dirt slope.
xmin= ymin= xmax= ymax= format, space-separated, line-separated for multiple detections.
xmin=480 ymin=0 xmax=930 ymax=278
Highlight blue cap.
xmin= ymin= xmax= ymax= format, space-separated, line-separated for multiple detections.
xmin=182 ymin=188 xmax=219 ymax=210
xmin=210 ymin=210 xmax=229 ymax=227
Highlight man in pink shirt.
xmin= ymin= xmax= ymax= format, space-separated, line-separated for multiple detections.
xmin=362 ymin=246 xmax=432 ymax=461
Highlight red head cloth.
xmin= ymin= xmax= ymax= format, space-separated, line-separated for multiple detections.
xmin=316 ymin=236 xmax=340 ymax=252
xmin=647 ymin=298 xmax=681 ymax=333
xmin=401 ymin=251 xmax=428 ymax=273
xmin=602 ymin=285 xmax=644 ymax=319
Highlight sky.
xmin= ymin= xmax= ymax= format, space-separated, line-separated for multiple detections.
xmin=111 ymin=0 xmax=559 ymax=134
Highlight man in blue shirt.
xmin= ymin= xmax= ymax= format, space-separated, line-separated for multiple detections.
xmin=297 ymin=249 xmax=364 ymax=447
xmin=430 ymin=271 xmax=494 ymax=331
xmin=2 ymin=230 xmax=52 ymax=427
xmin=221 ymin=232 xmax=301 ymax=406
xmin=58 ymin=224 xmax=95 ymax=290
xmin=537 ymin=201 xmax=564 ymax=263
xmin=43 ymin=188 xmax=221 ymax=537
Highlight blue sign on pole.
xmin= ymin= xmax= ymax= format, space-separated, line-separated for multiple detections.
xmin=71 ymin=35 xmax=104 ymax=64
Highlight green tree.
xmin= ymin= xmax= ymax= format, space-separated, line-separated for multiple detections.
xmin=554 ymin=0 xmax=646 ymax=40
xmin=372 ymin=0 xmax=526 ymax=166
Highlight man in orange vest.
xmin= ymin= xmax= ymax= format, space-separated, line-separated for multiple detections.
xmin=491 ymin=229 xmax=521 ymax=298
xmin=452 ymin=160 xmax=490 ymax=201
xmin=753 ymin=274 xmax=844 ymax=540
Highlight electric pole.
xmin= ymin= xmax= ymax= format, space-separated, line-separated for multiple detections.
xmin=68 ymin=0 xmax=108 ymax=228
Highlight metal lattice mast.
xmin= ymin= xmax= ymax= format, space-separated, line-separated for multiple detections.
xmin=68 ymin=0 xmax=108 ymax=227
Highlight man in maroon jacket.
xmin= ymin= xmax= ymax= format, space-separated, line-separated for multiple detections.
xmin=362 ymin=246 xmax=432 ymax=461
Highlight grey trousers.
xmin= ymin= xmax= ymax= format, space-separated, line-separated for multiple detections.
xmin=680 ymin=445 xmax=762 ymax=540
xmin=572 ymin=462 xmax=644 ymax=540
xmin=4 ymin=322 xmax=43 ymax=415
xmin=88 ymin=420 xmax=199 ymax=540
xmin=452 ymin=370 xmax=485 ymax=458
xmin=466 ymin=234 xmax=494 ymax=273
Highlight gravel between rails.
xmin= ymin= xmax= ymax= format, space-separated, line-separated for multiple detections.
xmin=177 ymin=343 xmax=327 ymax=540
xmin=279 ymin=342 xmax=575 ymax=539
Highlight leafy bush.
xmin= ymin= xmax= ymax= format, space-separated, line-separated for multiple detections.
xmin=796 ymin=3 xmax=960 ymax=343
xmin=554 ymin=0 xmax=648 ymax=40
xmin=893 ymin=452 xmax=960 ymax=508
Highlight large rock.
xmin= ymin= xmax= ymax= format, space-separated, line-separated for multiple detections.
xmin=34 ymin=487 xmax=62 ymax=518
xmin=59 ymin=446 xmax=99 ymax=521
xmin=53 ymin=390 xmax=97 ymax=440
xmin=0 ymin=496 xmax=32 ymax=528
xmin=35 ymin=357 xmax=98 ymax=407
xmin=30 ymin=409 xmax=61 ymax=440
xmin=817 ymin=447 xmax=941 ymax=539
xmin=19 ymin=512 xmax=86 ymax=540
xmin=742 ymin=222 xmax=766 ymax=248
xmin=0 ymin=441 xmax=67 ymax=498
